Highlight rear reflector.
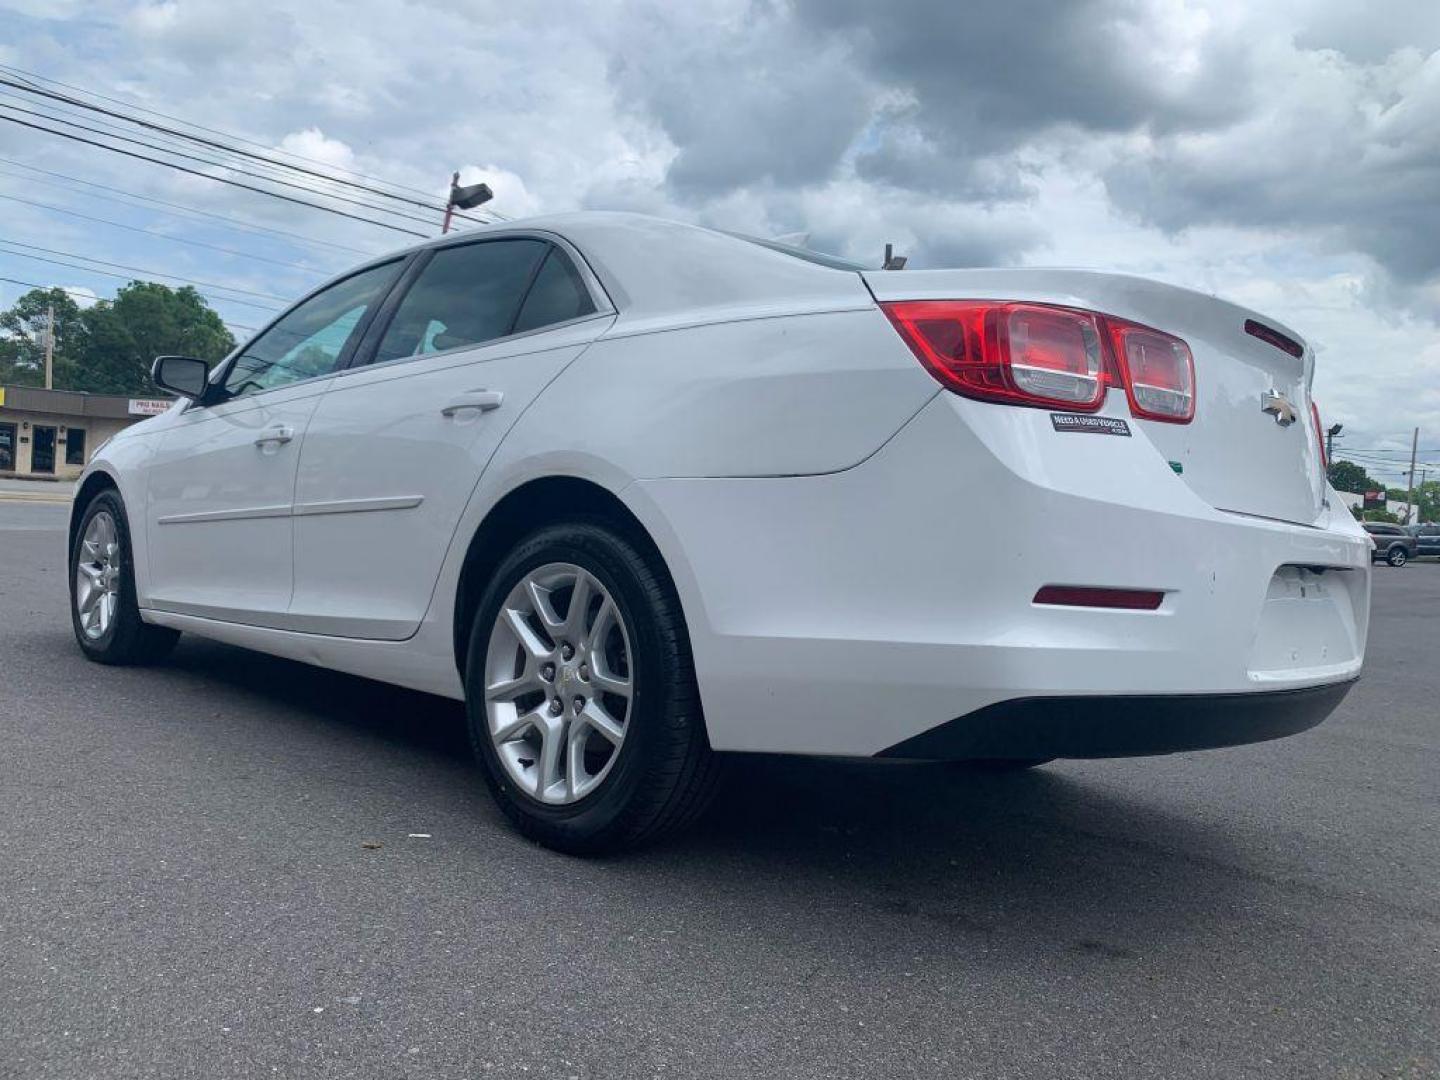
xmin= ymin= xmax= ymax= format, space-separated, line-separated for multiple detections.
xmin=1033 ymin=585 xmax=1165 ymax=610
xmin=1244 ymin=318 xmax=1304 ymax=358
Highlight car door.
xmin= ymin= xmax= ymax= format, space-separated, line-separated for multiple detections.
xmin=289 ymin=236 xmax=614 ymax=639
xmin=143 ymin=259 xmax=406 ymax=625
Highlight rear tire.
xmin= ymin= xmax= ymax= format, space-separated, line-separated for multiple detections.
xmin=69 ymin=489 xmax=180 ymax=665
xmin=1388 ymin=546 xmax=1408 ymax=567
xmin=464 ymin=520 xmax=721 ymax=855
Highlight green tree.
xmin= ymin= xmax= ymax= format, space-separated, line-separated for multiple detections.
xmin=1326 ymin=459 xmax=1379 ymax=494
xmin=1 ymin=282 xmax=234 ymax=395
xmin=1417 ymin=480 xmax=1440 ymax=524
xmin=1386 ymin=480 xmax=1440 ymax=524
xmin=74 ymin=282 xmax=234 ymax=395
xmin=0 ymin=287 xmax=89 ymax=389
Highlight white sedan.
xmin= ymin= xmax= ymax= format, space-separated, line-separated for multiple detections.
xmin=69 ymin=212 xmax=1371 ymax=852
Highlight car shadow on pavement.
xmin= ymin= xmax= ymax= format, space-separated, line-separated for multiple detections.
xmin=162 ymin=636 xmax=473 ymax=760
xmin=156 ymin=635 xmax=1246 ymax=951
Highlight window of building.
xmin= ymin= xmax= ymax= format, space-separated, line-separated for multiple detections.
xmin=222 ymin=259 xmax=402 ymax=399
xmin=370 ymin=239 xmax=549 ymax=366
xmin=65 ymin=428 xmax=86 ymax=466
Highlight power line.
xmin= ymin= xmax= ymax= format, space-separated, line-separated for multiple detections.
xmin=0 ymin=66 xmax=503 ymax=227
xmin=0 ymin=76 xmax=496 ymax=226
xmin=0 ymin=101 xmax=448 ymax=230
xmin=0 ymin=246 xmax=285 ymax=312
xmin=0 ymin=63 xmax=497 ymax=221
xmin=0 ymin=156 xmax=377 ymax=257
xmin=0 ymin=240 xmax=292 ymax=300
xmin=0 ymin=190 xmax=327 ymax=273
xmin=0 ymin=113 xmax=429 ymax=238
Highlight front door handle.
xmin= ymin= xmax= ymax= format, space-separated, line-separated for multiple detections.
xmin=254 ymin=424 xmax=294 ymax=448
xmin=441 ymin=389 xmax=504 ymax=417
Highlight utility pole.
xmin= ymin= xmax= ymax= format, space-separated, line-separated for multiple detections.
xmin=43 ymin=302 xmax=54 ymax=390
xmin=1405 ymin=426 xmax=1420 ymax=525
xmin=1326 ymin=422 xmax=1343 ymax=464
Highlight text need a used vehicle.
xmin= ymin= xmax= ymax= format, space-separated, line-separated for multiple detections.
xmin=68 ymin=212 xmax=1371 ymax=853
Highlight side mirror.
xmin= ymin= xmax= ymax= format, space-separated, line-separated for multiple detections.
xmin=151 ymin=355 xmax=210 ymax=400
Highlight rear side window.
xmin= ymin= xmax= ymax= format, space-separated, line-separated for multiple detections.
xmin=513 ymin=248 xmax=596 ymax=334
xmin=372 ymin=239 xmax=548 ymax=365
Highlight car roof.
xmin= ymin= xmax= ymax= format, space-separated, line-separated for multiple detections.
xmin=373 ymin=211 xmax=874 ymax=329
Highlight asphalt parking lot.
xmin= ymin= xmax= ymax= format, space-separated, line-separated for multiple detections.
xmin=1 ymin=498 xmax=1436 ymax=1079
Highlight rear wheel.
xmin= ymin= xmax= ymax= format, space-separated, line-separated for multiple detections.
xmin=464 ymin=520 xmax=720 ymax=854
xmin=69 ymin=489 xmax=180 ymax=665
xmin=1388 ymin=546 xmax=1408 ymax=567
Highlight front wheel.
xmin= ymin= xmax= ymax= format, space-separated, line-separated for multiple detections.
xmin=69 ymin=489 xmax=179 ymax=665
xmin=1388 ymin=547 xmax=1408 ymax=567
xmin=464 ymin=521 xmax=720 ymax=854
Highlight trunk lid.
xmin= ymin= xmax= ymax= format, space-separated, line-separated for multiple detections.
xmin=864 ymin=268 xmax=1325 ymax=526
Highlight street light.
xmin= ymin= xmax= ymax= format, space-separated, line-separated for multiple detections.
xmin=441 ymin=172 xmax=494 ymax=234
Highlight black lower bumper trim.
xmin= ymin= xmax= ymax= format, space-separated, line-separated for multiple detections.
xmin=878 ymin=679 xmax=1358 ymax=761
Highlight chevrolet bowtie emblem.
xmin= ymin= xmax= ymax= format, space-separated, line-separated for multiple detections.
xmin=1260 ymin=389 xmax=1297 ymax=427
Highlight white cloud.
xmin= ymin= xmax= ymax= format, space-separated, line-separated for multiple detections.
xmin=0 ymin=0 xmax=1435 ymax=449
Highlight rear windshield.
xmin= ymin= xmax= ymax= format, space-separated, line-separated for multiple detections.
xmin=731 ymin=233 xmax=871 ymax=272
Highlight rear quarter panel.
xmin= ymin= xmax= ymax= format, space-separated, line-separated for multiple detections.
xmin=492 ymin=306 xmax=939 ymax=479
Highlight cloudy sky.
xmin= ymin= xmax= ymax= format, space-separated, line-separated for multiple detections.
xmin=2 ymin=0 xmax=1439 ymax=478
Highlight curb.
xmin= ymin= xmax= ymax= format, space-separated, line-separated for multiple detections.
xmin=0 ymin=492 xmax=72 ymax=505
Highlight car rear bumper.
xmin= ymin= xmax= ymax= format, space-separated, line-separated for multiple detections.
xmin=878 ymin=679 xmax=1357 ymax=760
xmin=632 ymin=393 xmax=1372 ymax=758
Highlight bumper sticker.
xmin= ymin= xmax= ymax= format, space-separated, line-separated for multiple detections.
xmin=1050 ymin=413 xmax=1132 ymax=436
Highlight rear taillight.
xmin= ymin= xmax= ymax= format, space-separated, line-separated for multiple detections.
xmin=881 ymin=299 xmax=1194 ymax=423
xmin=880 ymin=301 xmax=1105 ymax=410
xmin=1311 ymin=400 xmax=1327 ymax=470
xmin=1105 ymin=319 xmax=1195 ymax=423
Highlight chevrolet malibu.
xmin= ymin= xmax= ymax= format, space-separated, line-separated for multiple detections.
xmin=68 ymin=212 xmax=1370 ymax=853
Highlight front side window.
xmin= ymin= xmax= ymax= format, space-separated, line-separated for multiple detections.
xmin=371 ymin=239 xmax=548 ymax=366
xmin=222 ymin=260 xmax=402 ymax=399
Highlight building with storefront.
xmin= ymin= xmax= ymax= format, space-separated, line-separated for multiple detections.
xmin=0 ymin=385 xmax=172 ymax=480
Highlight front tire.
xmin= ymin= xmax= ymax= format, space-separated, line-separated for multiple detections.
xmin=1388 ymin=546 xmax=1408 ymax=567
xmin=69 ymin=489 xmax=180 ymax=665
xmin=464 ymin=520 xmax=720 ymax=854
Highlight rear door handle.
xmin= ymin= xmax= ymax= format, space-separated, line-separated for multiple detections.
xmin=254 ymin=424 xmax=294 ymax=447
xmin=441 ymin=389 xmax=504 ymax=417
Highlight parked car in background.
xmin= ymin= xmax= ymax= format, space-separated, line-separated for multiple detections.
xmin=1364 ymin=522 xmax=1418 ymax=566
xmin=1405 ymin=523 xmax=1440 ymax=558
xmin=66 ymin=212 xmax=1372 ymax=853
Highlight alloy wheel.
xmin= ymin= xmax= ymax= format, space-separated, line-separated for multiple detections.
xmin=483 ymin=562 xmax=634 ymax=804
xmin=75 ymin=511 xmax=120 ymax=640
